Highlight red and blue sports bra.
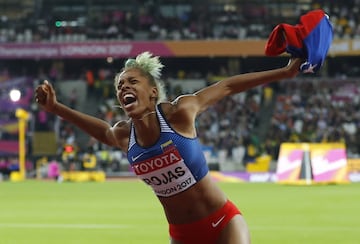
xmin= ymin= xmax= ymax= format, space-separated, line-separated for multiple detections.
xmin=127 ymin=105 xmax=209 ymax=197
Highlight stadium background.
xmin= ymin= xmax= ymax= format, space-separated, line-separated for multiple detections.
xmin=0 ymin=0 xmax=360 ymax=183
xmin=1 ymin=1 xmax=360 ymax=244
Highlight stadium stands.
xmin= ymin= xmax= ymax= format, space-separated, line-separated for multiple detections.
xmin=0 ymin=0 xmax=360 ymax=178
xmin=0 ymin=0 xmax=359 ymax=43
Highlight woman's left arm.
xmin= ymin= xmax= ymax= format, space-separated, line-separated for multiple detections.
xmin=192 ymin=58 xmax=302 ymax=114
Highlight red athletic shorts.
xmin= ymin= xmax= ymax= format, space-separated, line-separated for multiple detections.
xmin=169 ymin=200 xmax=241 ymax=244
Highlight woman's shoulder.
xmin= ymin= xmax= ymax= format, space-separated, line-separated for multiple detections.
xmin=159 ymin=100 xmax=185 ymax=119
xmin=113 ymin=119 xmax=131 ymax=129
xmin=110 ymin=119 xmax=131 ymax=150
xmin=160 ymin=95 xmax=199 ymax=118
xmin=159 ymin=98 xmax=197 ymax=136
xmin=162 ymin=95 xmax=197 ymax=113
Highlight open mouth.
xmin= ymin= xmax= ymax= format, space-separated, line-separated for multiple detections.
xmin=123 ymin=93 xmax=137 ymax=107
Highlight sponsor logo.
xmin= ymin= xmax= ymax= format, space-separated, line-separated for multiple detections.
xmin=212 ymin=215 xmax=226 ymax=228
xmin=131 ymin=152 xmax=146 ymax=162
xmin=132 ymin=148 xmax=181 ymax=174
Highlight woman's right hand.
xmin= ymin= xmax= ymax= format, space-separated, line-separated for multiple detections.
xmin=35 ymin=80 xmax=58 ymax=112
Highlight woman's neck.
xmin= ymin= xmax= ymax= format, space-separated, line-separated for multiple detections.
xmin=132 ymin=111 xmax=160 ymax=147
xmin=136 ymin=111 xmax=156 ymax=120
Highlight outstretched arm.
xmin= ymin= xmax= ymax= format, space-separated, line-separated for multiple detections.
xmin=35 ymin=80 xmax=122 ymax=148
xmin=165 ymin=58 xmax=302 ymax=138
xmin=192 ymin=58 xmax=302 ymax=114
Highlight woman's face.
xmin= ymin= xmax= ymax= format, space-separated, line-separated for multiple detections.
xmin=116 ymin=68 xmax=157 ymax=118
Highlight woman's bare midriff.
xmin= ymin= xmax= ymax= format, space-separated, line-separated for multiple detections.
xmin=158 ymin=173 xmax=228 ymax=224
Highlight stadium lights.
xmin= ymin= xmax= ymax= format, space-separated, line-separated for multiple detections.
xmin=9 ymin=88 xmax=21 ymax=102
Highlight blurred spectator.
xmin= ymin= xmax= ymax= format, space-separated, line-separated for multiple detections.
xmin=0 ymin=156 xmax=10 ymax=180
xmin=81 ymin=147 xmax=97 ymax=171
xmin=69 ymin=88 xmax=78 ymax=109
xmin=47 ymin=157 xmax=62 ymax=181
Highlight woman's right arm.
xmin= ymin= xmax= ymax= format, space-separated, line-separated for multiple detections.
xmin=35 ymin=80 xmax=123 ymax=148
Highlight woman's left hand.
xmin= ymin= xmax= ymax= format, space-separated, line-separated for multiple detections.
xmin=285 ymin=58 xmax=303 ymax=78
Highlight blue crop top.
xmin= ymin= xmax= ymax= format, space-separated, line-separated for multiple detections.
xmin=127 ymin=105 xmax=209 ymax=197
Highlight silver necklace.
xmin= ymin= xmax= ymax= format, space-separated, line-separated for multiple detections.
xmin=137 ymin=111 xmax=156 ymax=120
xmin=112 ymin=105 xmax=155 ymax=121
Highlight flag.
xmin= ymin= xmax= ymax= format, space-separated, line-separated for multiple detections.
xmin=265 ymin=9 xmax=333 ymax=73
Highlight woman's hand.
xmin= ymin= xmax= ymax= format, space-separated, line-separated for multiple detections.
xmin=35 ymin=80 xmax=58 ymax=112
xmin=285 ymin=58 xmax=303 ymax=78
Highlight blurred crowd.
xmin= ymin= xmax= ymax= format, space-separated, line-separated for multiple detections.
xmin=1 ymin=70 xmax=360 ymax=177
xmin=0 ymin=0 xmax=359 ymax=43
xmin=266 ymin=79 xmax=360 ymax=159
xmin=1 ymin=0 xmax=360 ymax=177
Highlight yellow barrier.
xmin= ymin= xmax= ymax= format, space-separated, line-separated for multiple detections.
xmin=347 ymin=158 xmax=360 ymax=172
xmin=10 ymin=171 xmax=24 ymax=182
xmin=246 ymin=155 xmax=272 ymax=172
xmin=61 ymin=171 xmax=106 ymax=182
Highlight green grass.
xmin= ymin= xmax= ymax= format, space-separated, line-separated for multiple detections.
xmin=0 ymin=180 xmax=359 ymax=244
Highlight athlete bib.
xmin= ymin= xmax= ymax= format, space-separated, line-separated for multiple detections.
xmin=127 ymin=105 xmax=209 ymax=198
xmin=132 ymin=145 xmax=196 ymax=197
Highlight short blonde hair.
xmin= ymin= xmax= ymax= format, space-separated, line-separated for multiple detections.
xmin=114 ymin=52 xmax=167 ymax=104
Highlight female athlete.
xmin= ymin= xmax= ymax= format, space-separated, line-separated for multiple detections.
xmin=35 ymin=52 xmax=302 ymax=243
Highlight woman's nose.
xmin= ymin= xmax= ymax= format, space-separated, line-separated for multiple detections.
xmin=121 ymin=80 xmax=131 ymax=90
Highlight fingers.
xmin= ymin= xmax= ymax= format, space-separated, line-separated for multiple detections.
xmin=44 ymin=80 xmax=55 ymax=97
xmin=35 ymin=80 xmax=52 ymax=105
xmin=35 ymin=86 xmax=47 ymax=104
xmin=286 ymin=58 xmax=303 ymax=78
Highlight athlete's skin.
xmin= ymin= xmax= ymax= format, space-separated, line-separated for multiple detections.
xmin=35 ymin=57 xmax=302 ymax=244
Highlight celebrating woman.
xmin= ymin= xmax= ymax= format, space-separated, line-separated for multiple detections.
xmin=35 ymin=52 xmax=302 ymax=243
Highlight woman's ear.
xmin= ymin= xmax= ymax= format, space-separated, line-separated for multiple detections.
xmin=151 ymin=87 xmax=158 ymax=100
